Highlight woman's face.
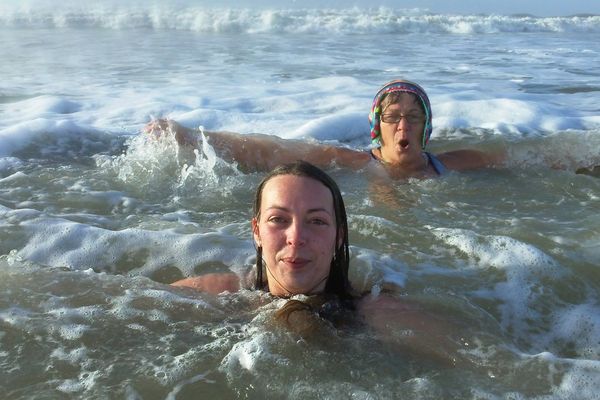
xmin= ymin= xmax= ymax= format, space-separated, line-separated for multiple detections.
xmin=378 ymin=93 xmax=426 ymax=165
xmin=252 ymin=175 xmax=338 ymax=297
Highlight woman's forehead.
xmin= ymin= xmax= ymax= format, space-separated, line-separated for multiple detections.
xmin=386 ymin=93 xmax=420 ymax=107
xmin=261 ymin=175 xmax=334 ymax=210
xmin=382 ymin=94 xmax=420 ymax=112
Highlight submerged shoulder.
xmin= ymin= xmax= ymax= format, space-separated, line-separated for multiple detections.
xmin=357 ymin=293 xmax=420 ymax=314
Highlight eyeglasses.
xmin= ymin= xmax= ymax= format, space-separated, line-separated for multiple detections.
xmin=380 ymin=113 xmax=425 ymax=124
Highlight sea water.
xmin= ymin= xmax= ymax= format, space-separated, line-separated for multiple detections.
xmin=1 ymin=2 xmax=599 ymax=399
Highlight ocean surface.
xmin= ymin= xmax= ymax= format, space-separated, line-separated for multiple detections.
xmin=1 ymin=3 xmax=600 ymax=399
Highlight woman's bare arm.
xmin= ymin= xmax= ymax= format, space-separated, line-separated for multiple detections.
xmin=144 ymin=119 xmax=371 ymax=171
xmin=438 ymin=148 xmax=506 ymax=171
xmin=171 ymin=273 xmax=240 ymax=295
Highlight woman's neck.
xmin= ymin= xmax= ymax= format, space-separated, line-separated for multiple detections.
xmin=371 ymin=148 xmax=431 ymax=177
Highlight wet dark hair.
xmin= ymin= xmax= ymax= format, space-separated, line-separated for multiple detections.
xmin=253 ymin=161 xmax=352 ymax=300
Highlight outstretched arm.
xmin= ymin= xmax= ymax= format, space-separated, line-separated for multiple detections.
xmin=144 ymin=119 xmax=371 ymax=171
xmin=171 ymin=272 xmax=241 ymax=295
xmin=438 ymin=148 xmax=506 ymax=171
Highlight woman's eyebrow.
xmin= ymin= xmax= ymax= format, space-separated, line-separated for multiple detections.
xmin=384 ymin=109 xmax=422 ymax=114
xmin=265 ymin=205 xmax=332 ymax=215
xmin=264 ymin=205 xmax=290 ymax=212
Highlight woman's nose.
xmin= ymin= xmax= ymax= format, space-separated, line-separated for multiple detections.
xmin=286 ymin=221 xmax=307 ymax=247
xmin=395 ymin=117 xmax=410 ymax=130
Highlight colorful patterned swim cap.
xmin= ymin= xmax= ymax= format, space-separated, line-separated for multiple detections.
xmin=369 ymin=80 xmax=433 ymax=148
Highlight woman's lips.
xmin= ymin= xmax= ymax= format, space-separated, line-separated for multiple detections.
xmin=280 ymin=257 xmax=310 ymax=269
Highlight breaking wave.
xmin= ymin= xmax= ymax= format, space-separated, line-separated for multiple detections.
xmin=2 ymin=4 xmax=599 ymax=34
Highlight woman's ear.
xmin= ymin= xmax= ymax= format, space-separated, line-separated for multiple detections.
xmin=252 ymin=217 xmax=261 ymax=247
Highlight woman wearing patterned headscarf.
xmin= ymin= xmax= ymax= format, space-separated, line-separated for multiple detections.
xmin=145 ymin=79 xmax=498 ymax=178
xmin=365 ymin=79 xmax=496 ymax=177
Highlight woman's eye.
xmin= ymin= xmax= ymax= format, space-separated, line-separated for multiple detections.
xmin=311 ymin=218 xmax=329 ymax=226
xmin=268 ymin=216 xmax=286 ymax=224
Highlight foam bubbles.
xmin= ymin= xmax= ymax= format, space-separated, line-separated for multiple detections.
xmin=1 ymin=5 xmax=599 ymax=398
xmin=150 ymin=348 xmax=202 ymax=386
xmin=0 ymin=157 xmax=23 ymax=173
xmin=435 ymin=97 xmax=587 ymax=135
xmin=50 ymin=346 xmax=89 ymax=364
xmin=2 ymin=5 xmax=599 ymax=34
xmin=290 ymin=112 xmax=368 ymax=144
xmin=552 ymin=304 xmax=600 ymax=359
xmin=15 ymin=213 xmax=252 ymax=277
xmin=57 ymin=324 xmax=89 ymax=340
xmin=5 ymin=95 xmax=81 ymax=118
xmin=431 ymin=227 xmax=566 ymax=339
xmin=56 ymin=370 xmax=102 ymax=394
xmin=220 ymin=331 xmax=275 ymax=374
xmin=432 ymin=227 xmax=560 ymax=274
xmin=350 ymin=246 xmax=407 ymax=293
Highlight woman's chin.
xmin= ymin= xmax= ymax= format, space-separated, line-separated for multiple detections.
xmin=387 ymin=150 xmax=419 ymax=165
xmin=284 ymin=280 xmax=325 ymax=296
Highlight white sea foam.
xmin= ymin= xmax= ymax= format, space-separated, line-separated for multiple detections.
xmin=0 ymin=306 xmax=34 ymax=327
xmin=349 ymin=214 xmax=402 ymax=240
xmin=0 ymin=117 xmax=98 ymax=157
xmin=431 ymin=228 xmax=561 ymax=273
xmin=0 ymin=170 xmax=27 ymax=184
xmin=150 ymin=348 xmax=203 ymax=386
xmin=57 ymin=324 xmax=89 ymax=340
xmin=2 ymin=3 xmax=600 ymax=396
xmin=1 ymin=88 xmax=596 ymax=163
xmin=431 ymin=228 xmax=565 ymax=335
xmin=165 ymin=373 xmax=213 ymax=400
xmin=550 ymin=360 xmax=600 ymax=399
xmin=57 ymin=370 xmax=102 ymax=394
xmin=16 ymin=215 xmax=252 ymax=276
xmin=1 ymin=4 xmax=598 ymax=33
xmin=350 ymin=246 xmax=408 ymax=293
xmin=0 ymin=157 xmax=23 ymax=172
xmin=50 ymin=346 xmax=89 ymax=364
xmin=551 ymin=304 xmax=600 ymax=359
xmin=435 ymin=97 xmax=587 ymax=133
xmin=220 ymin=331 xmax=275 ymax=374
xmin=288 ymin=112 xmax=368 ymax=143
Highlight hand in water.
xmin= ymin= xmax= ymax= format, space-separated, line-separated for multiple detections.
xmin=144 ymin=119 xmax=198 ymax=147
xmin=143 ymin=118 xmax=171 ymax=136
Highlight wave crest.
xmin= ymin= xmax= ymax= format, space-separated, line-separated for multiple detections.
xmin=2 ymin=6 xmax=599 ymax=34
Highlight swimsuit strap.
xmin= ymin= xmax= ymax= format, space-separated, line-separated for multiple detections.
xmin=425 ymin=152 xmax=447 ymax=175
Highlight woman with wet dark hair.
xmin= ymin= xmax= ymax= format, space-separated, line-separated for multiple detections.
xmin=172 ymin=160 xmax=353 ymax=301
xmin=251 ymin=161 xmax=352 ymax=299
